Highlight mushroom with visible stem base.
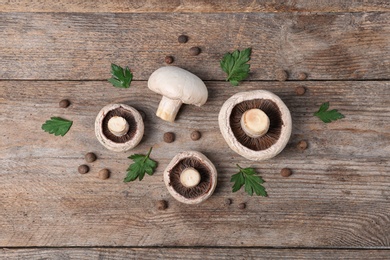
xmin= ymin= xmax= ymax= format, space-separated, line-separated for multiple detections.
xmin=218 ymin=90 xmax=292 ymax=161
xmin=148 ymin=66 xmax=208 ymax=122
xmin=95 ymin=104 xmax=144 ymax=152
xmin=164 ymin=151 xmax=217 ymax=204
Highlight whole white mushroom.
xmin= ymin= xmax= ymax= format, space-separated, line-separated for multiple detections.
xmin=148 ymin=66 xmax=208 ymax=122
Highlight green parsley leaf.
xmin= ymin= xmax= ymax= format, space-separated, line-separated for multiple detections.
xmin=314 ymin=102 xmax=345 ymax=123
xmin=41 ymin=117 xmax=73 ymax=136
xmin=231 ymin=164 xmax=267 ymax=196
xmin=108 ymin=63 xmax=133 ymax=88
xmin=220 ymin=48 xmax=251 ymax=86
xmin=124 ymin=147 xmax=157 ymax=182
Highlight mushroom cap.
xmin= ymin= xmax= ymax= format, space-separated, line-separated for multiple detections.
xmin=148 ymin=66 xmax=208 ymax=106
xmin=164 ymin=151 xmax=217 ymax=204
xmin=218 ymin=90 xmax=292 ymax=161
xmin=95 ymin=104 xmax=144 ymax=152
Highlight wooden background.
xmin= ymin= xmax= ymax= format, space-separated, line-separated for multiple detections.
xmin=1 ymin=1 xmax=390 ymax=259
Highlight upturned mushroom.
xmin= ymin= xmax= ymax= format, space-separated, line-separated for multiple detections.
xmin=95 ymin=104 xmax=144 ymax=152
xmin=148 ymin=66 xmax=208 ymax=122
xmin=164 ymin=151 xmax=217 ymax=204
xmin=218 ymin=90 xmax=292 ymax=161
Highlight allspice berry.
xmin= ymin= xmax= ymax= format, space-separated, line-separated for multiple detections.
xmin=275 ymin=70 xmax=288 ymax=81
xmin=163 ymin=132 xmax=175 ymax=143
xmin=157 ymin=199 xmax=168 ymax=210
xmin=238 ymin=203 xmax=246 ymax=209
xmin=190 ymin=130 xmax=201 ymax=141
xmin=98 ymin=168 xmax=110 ymax=180
xmin=59 ymin=99 xmax=70 ymax=108
xmin=297 ymin=72 xmax=307 ymax=80
xmin=189 ymin=47 xmax=201 ymax=56
xmin=78 ymin=164 xmax=89 ymax=174
xmin=224 ymin=198 xmax=232 ymax=206
xmin=297 ymin=140 xmax=308 ymax=151
xmin=85 ymin=152 xmax=97 ymax=163
xmin=178 ymin=35 xmax=188 ymax=43
xmin=281 ymin=168 xmax=292 ymax=177
xmin=295 ymin=86 xmax=306 ymax=96
xmin=165 ymin=55 xmax=174 ymax=64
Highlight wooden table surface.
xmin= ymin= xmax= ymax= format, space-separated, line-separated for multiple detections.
xmin=1 ymin=1 xmax=390 ymax=259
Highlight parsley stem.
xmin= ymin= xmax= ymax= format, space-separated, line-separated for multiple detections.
xmin=144 ymin=147 xmax=153 ymax=162
xmin=236 ymin=164 xmax=242 ymax=170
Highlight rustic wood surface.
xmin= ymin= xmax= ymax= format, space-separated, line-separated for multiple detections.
xmin=1 ymin=1 xmax=390 ymax=258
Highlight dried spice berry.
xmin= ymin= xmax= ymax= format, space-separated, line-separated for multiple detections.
xmin=238 ymin=202 xmax=246 ymax=209
xmin=157 ymin=199 xmax=168 ymax=210
xmin=178 ymin=35 xmax=188 ymax=43
xmin=295 ymin=86 xmax=306 ymax=96
xmin=189 ymin=47 xmax=201 ymax=56
xmin=98 ymin=168 xmax=110 ymax=180
xmin=165 ymin=55 xmax=174 ymax=64
xmin=281 ymin=168 xmax=292 ymax=177
xmin=85 ymin=152 xmax=97 ymax=163
xmin=59 ymin=99 xmax=70 ymax=108
xmin=163 ymin=132 xmax=175 ymax=143
xmin=224 ymin=198 xmax=232 ymax=206
xmin=190 ymin=130 xmax=201 ymax=141
xmin=78 ymin=164 xmax=89 ymax=174
xmin=297 ymin=140 xmax=308 ymax=151
xmin=297 ymin=72 xmax=307 ymax=80
xmin=275 ymin=70 xmax=288 ymax=81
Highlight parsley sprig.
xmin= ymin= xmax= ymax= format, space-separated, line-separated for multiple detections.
xmin=108 ymin=63 xmax=133 ymax=88
xmin=220 ymin=48 xmax=251 ymax=86
xmin=41 ymin=117 xmax=73 ymax=136
xmin=231 ymin=164 xmax=267 ymax=197
xmin=124 ymin=147 xmax=157 ymax=182
xmin=314 ymin=102 xmax=345 ymax=123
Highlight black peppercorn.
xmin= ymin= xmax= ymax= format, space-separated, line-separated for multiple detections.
xmin=281 ymin=168 xmax=292 ymax=177
xmin=85 ymin=152 xmax=97 ymax=163
xmin=178 ymin=35 xmax=188 ymax=43
xmin=78 ymin=164 xmax=89 ymax=174
xmin=275 ymin=70 xmax=288 ymax=81
xmin=297 ymin=72 xmax=307 ymax=80
xmin=98 ymin=168 xmax=110 ymax=180
xmin=191 ymin=130 xmax=201 ymax=141
xmin=59 ymin=99 xmax=70 ymax=108
xmin=165 ymin=55 xmax=174 ymax=64
xmin=189 ymin=47 xmax=201 ymax=56
xmin=295 ymin=86 xmax=306 ymax=96
xmin=157 ymin=200 xmax=168 ymax=210
xmin=238 ymin=203 xmax=246 ymax=209
xmin=163 ymin=132 xmax=175 ymax=143
xmin=297 ymin=140 xmax=308 ymax=151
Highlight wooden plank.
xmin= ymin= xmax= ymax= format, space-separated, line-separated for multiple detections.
xmin=1 ymin=12 xmax=390 ymax=80
xmin=1 ymin=0 xmax=390 ymax=13
xmin=1 ymin=248 xmax=390 ymax=259
xmin=1 ymin=80 xmax=390 ymax=247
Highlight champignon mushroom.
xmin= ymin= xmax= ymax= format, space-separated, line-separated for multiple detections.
xmin=95 ymin=104 xmax=144 ymax=152
xmin=164 ymin=151 xmax=217 ymax=204
xmin=148 ymin=66 xmax=208 ymax=122
xmin=218 ymin=90 xmax=292 ymax=161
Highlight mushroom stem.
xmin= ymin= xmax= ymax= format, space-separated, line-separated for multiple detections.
xmin=240 ymin=108 xmax=270 ymax=138
xmin=107 ymin=116 xmax=129 ymax=137
xmin=156 ymin=96 xmax=183 ymax=122
xmin=180 ymin=167 xmax=201 ymax=188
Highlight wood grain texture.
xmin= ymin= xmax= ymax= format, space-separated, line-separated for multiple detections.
xmin=1 ymin=12 xmax=390 ymax=80
xmin=1 ymin=80 xmax=390 ymax=247
xmin=1 ymin=248 xmax=390 ymax=259
xmin=1 ymin=0 xmax=390 ymax=13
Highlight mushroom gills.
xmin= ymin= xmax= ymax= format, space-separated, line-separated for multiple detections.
xmin=108 ymin=116 xmax=130 ymax=137
xmin=230 ymin=99 xmax=283 ymax=151
xmin=169 ymin=158 xmax=211 ymax=199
